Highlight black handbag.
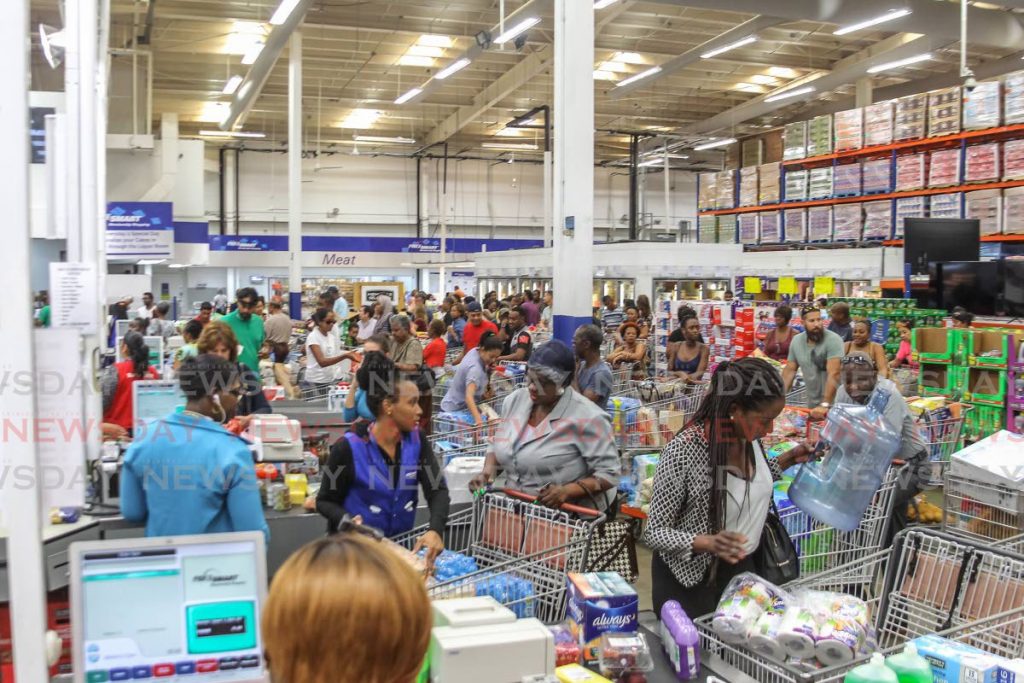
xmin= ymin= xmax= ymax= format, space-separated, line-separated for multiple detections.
xmin=754 ymin=498 xmax=800 ymax=585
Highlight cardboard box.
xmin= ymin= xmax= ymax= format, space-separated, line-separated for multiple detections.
xmin=970 ymin=330 xmax=1012 ymax=368
xmin=913 ymin=634 xmax=1001 ymax=683
xmin=914 ymin=328 xmax=957 ymax=363
xmin=964 ymin=367 xmax=1007 ymax=405
xmin=566 ymin=573 xmax=638 ymax=663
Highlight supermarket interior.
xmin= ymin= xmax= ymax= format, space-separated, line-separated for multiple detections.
xmin=8 ymin=0 xmax=1024 ymax=681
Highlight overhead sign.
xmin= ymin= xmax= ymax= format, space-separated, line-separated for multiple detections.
xmin=203 ymin=234 xmax=543 ymax=253
xmin=209 ymin=235 xmax=287 ymax=252
xmin=106 ymin=201 xmax=174 ymax=259
xmin=30 ymin=106 xmax=55 ymax=164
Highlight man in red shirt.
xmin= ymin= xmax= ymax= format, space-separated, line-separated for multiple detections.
xmin=455 ymin=301 xmax=497 ymax=365
xmin=194 ymin=301 xmax=213 ymax=328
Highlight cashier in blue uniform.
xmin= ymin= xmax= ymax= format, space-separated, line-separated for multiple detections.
xmin=120 ymin=354 xmax=269 ymax=540
xmin=469 ymin=341 xmax=621 ymax=510
xmin=317 ymin=358 xmax=451 ymax=568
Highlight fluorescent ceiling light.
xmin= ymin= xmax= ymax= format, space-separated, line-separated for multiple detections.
xmin=767 ymin=66 xmax=798 ymax=78
xmin=482 ymin=142 xmax=539 ymax=150
xmin=692 ymin=137 xmax=737 ymax=151
xmin=613 ymin=52 xmax=645 ymax=64
xmin=353 ymin=135 xmax=416 ymax=144
xmin=749 ymin=74 xmax=778 ymax=85
xmin=866 ymin=52 xmax=932 ymax=73
xmin=168 ymin=264 xmax=191 ymax=269
xmin=700 ymin=35 xmax=757 ymax=60
xmin=639 ymin=154 xmax=689 ymax=167
xmin=399 ymin=55 xmax=435 ymax=67
xmin=137 ymin=259 xmax=167 ymax=266
xmin=615 ymin=66 xmax=662 ymax=88
xmin=594 ymin=0 xmax=619 ymax=8
xmin=394 ymin=88 xmax=423 ymax=105
xmin=407 ymin=45 xmax=445 ymax=58
xmin=495 ymin=127 xmax=523 ymax=136
xmin=593 ymin=70 xmax=618 ymax=81
xmin=222 ymin=75 xmax=243 ymax=95
xmin=436 ymin=57 xmax=471 ymax=79
xmin=198 ymin=130 xmax=266 ymax=138
xmin=763 ymin=85 xmax=815 ymax=102
xmin=598 ymin=60 xmax=629 ymax=73
xmin=494 ymin=16 xmax=541 ymax=44
xmin=418 ymin=34 xmax=453 ymax=48
xmin=241 ymin=43 xmax=264 ymax=65
xmin=269 ymin=0 xmax=302 ymax=25
xmin=339 ymin=108 xmax=381 ymax=128
xmin=733 ymin=82 xmax=767 ymax=93
xmin=833 ymin=8 xmax=912 ymax=35
xmin=226 ymin=21 xmax=265 ymax=55
xmin=197 ymin=102 xmax=231 ymax=123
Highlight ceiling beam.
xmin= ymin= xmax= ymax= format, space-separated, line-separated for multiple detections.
xmin=421 ymin=44 xmax=554 ymax=146
xmin=597 ymin=0 xmax=641 ymax=31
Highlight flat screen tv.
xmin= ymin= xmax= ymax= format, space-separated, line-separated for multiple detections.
xmin=904 ymin=218 xmax=980 ymax=276
xmin=937 ymin=261 xmax=1001 ymax=316
xmin=1004 ymin=260 xmax=1024 ymax=319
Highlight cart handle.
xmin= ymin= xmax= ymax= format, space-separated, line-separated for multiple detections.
xmin=498 ymin=487 xmax=606 ymax=519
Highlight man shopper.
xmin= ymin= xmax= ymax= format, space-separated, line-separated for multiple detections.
xmin=212 ymin=289 xmax=229 ymax=314
xmin=599 ymin=295 xmax=624 ymax=333
xmin=146 ymin=301 xmax=177 ymax=342
xmin=221 ymin=287 xmax=266 ymax=373
xmin=328 ymin=285 xmax=349 ymax=320
xmin=782 ymin=306 xmax=844 ymax=419
xmin=195 ymin=301 xmax=214 ymax=328
xmin=828 ymin=301 xmax=853 ymax=342
xmin=520 ymin=290 xmax=541 ymax=327
xmin=390 ymin=314 xmax=424 ymax=377
xmin=136 ymin=292 xmax=156 ymax=321
xmin=454 ymin=301 xmax=498 ymax=364
xmin=573 ymin=324 xmax=614 ymax=407
xmin=497 ymin=306 xmax=534 ymax=363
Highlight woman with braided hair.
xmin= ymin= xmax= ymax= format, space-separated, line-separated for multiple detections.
xmin=643 ymin=357 xmax=815 ymax=616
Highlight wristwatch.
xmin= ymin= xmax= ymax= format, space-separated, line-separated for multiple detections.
xmin=818 ymin=402 xmax=831 ymax=409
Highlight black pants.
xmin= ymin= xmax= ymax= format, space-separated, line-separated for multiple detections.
xmin=652 ymin=552 xmax=756 ymax=619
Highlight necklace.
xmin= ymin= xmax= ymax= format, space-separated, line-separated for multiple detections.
xmin=181 ymin=410 xmax=211 ymax=421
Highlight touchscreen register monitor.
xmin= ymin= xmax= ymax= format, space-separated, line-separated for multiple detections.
xmin=70 ymin=533 xmax=268 ymax=683
xmin=133 ymin=380 xmax=186 ymax=427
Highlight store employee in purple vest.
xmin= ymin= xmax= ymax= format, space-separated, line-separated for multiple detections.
xmin=316 ymin=355 xmax=450 ymax=569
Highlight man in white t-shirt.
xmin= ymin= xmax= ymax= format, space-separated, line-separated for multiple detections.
xmin=135 ymin=292 xmax=156 ymax=320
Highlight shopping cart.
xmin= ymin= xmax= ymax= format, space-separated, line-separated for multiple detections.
xmin=609 ymin=365 xmax=635 ymax=394
xmin=786 ymin=381 xmax=808 ymax=408
xmin=917 ymin=404 xmax=972 ymax=487
xmin=943 ymin=470 xmax=1024 ymax=542
xmin=891 ymin=366 xmax=919 ymax=397
xmin=696 ymin=528 xmax=1024 ymax=683
xmin=607 ymin=382 xmax=706 ymax=452
xmin=391 ymin=489 xmax=605 ymax=623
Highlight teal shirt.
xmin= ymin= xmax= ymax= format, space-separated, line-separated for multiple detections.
xmin=787 ymin=329 xmax=844 ymax=407
xmin=221 ymin=310 xmax=265 ymax=373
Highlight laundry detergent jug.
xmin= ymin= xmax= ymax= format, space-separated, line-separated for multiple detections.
xmin=788 ymin=388 xmax=901 ymax=532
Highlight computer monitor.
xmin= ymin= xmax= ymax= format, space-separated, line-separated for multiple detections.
xmin=133 ymin=380 xmax=186 ymax=427
xmin=70 ymin=532 xmax=269 ymax=683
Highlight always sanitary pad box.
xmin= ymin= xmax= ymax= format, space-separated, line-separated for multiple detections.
xmin=566 ymin=573 xmax=638 ymax=663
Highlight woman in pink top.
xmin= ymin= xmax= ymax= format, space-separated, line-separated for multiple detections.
xmin=890 ymin=320 xmax=915 ymax=369
xmin=763 ymin=305 xmax=797 ymax=362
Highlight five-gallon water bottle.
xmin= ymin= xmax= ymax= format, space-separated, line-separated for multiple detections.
xmin=844 ymin=653 xmax=898 ymax=683
xmin=885 ymin=643 xmax=932 ymax=683
xmin=788 ymin=388 xmax=901 ymax=531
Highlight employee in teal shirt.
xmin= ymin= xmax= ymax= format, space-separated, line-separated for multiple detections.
xmin=120 ymin=354 xmax=269 ymax=540
xmin=220 ymin=287 xmax=265 ymax=373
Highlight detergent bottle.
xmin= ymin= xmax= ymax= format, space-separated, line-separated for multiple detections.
xmin=845 ymin=654 xmax=898 ymax=683
xmin=660 ymin=600 xmax=700 ymax=680
xmin=884 ymin=643 xmax=932 ymax=683
xmin=788 ymin=387 xmax=901 ymax=532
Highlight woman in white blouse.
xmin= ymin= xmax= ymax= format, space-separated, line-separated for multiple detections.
xmin=643 ymin=357 xmax=813 ymax=617
xmin=305 ymin=308 xmax=358 ymax=394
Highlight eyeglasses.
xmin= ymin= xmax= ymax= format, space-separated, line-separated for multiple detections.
xmin=237 ymin=300 xmax=255 ymax=309
xmin=840 ymin=355 xmax=876 ymax=369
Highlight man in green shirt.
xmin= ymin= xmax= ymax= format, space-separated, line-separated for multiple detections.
xmin=782 ymin=306 xmax=844 ymax=419
xmin=221 ymin=287 xmax=265 ymax=373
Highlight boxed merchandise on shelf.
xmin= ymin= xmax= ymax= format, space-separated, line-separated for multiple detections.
xmin=895 ymin=93 xmax=928 ymax=141
xmin=895 ymin=153 xmax=927 ymax=191
xmin=834 ymin=107 xmax=863 ymax=152
xmin=698 ymin=172 xmax=717 ymax=211
xmin=833 ymin=162 xmax=862 ymax=197
xmin=1004 ymin=187 xmax=1024 ymax=235
xmin=1004 ymin=70 xmax=1024 ymax=125
xmin=808 ymin=166 xmax=833 ymax=199
xmin=1005 ymin=139 xmax=1024 ymax=180
xmin=785 ymin=169 xmax=809 ymax=202
xmin=698 ymin=215 xmax=718 ymax=243
xmin=928 ymin=148 xmax=962 ymax=187
xmin=895 ymin=196 xmax=928 ymax=238
xmin=715 ymin=170 xmax=735 ymax=209
xmin=783 ymin=208 xmax=807 ymax=243
xmin=864 ymin=100 xmax=894 ymax=146
xmin=759 ymin=162 xmax=781 ymax=204
xmin=930 ymin=192 xmax=963 ymax=219
xmin=863 ymin=200 xmax=893 ymax=240
xmin=965 ymin=189 xmax=1002 ymax=236
xmin=963 ymin=80 xmax=1001 ymax=129
xmin=833 ymin=203 xmax=863 ymax=241
xmin=783 ymin=121 xmax=808 ymax=160
xmin=965 ymin=142 xmax=1000 ymax=183
xmin=739 ymin=166 xmax=759 ymax=207
xmin=807 ymin=206 xmax=833 ymax=242
xmin=928 ymin=86 xmax=962 ymax=137
xmin=738 ymin=213 xmax=759 ymax=245
xmin=806 ymin=114 xmax=833 ymax=157
xmin=717 ymin=214 xmax=738 ymax=244
xmin=862 ymin=157 xmax=892 ymax=194
xmin=758 ymin=211 xmax=782 ymax=244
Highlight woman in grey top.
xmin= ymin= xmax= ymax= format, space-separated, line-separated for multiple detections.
xmin=469 ymin=341 xmax=620 ymax=510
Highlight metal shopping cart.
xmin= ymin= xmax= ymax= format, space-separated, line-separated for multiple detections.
xmin=696 ymin=528 xmax=1024 ymax=683
xmin=607 ymin=382 xmax=706 ymax=452
xmin=892 ymin=366 xmax=919 ymax=397
xmin=391 ymin=489 xmax=605 ymax=623
xmin=917 ymin=405 xmax=972 ymax=487
xmin=943 ymin=470 xmax=1024 ymax=542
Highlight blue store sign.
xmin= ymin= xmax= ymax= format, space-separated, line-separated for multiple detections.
xmin=106 ymin=202 xmax=174 ymax=259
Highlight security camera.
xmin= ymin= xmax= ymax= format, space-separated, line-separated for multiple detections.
xmin=964 ymin=74 xmax=978 ymax=92
xmin=514 ymin=33 xmax=528 ymax=51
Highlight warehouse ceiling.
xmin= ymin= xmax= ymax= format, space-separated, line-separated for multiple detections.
xmin=27 ymin=0 xmax=1024 ymax=165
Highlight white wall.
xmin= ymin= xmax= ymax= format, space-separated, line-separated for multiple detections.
xmin=107 ymin=138 xmax=206 ymax=220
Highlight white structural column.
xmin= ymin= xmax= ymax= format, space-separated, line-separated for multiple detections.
xmin=288 ymin=32 xmax=303 ymax=319
xmin=1 ymin=0 xmax=49 ymax=679
xmin=543 ymin=149 xmax=553 ymax=247
xmin=551 ymin=0 xmax=595 ymax=344
xmin=855 ymin=76 xmax=874 ymax=107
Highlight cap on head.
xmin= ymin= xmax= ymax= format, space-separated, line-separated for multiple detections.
xmin=466 ymin=302 xmax=483 ymax=313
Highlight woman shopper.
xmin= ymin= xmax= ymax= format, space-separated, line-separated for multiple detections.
xmin=447 ymin=302 xmax=467 ymax=347
xmin=606 ymin=322 xmax=648 ymax=380
xmin=197 ymin=322 xmax=272 ymax=421
xmin=373 ymin=295 xmax=396 ymax=335
xmin=763 ymin=305 xmax=797 ymax=363
xmin=636 ymin=294 xmax=653 ymax=339
xmin=643 ymin=358 xmax=813 ymax=616
xmin=262 ymin=532 xmax=432 ymax=683
xmin=423 ymin=319 xmax=448 ymax=370
xmin=102 ymin=331 xmax=160 ymax=433
xmin=440 ymin=331 xmax=502 ymax=426
xmin=305 ymin=308 xmax=359 ymax=395
xmin=173 ymin=319 xmax=203 ymax=371
xmin=845 ymin=318 xmax=890 ymax=379
xmin=355 ymin=305 xmax=377 ymax=343
xmin=890 ymin=320 xmax=915 ymax=369
xmin=469 ymin=341 xmax=620 ymax=511
xmin=669 ymin=315 xmax=709 ymax=383
xmin=120 ymin=354 xmax=269 ymax=539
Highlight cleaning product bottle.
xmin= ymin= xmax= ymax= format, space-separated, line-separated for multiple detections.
xmin=844 ymin=653 xmax=898 ymax=683
xmin=885 ymin=643 xmax=932 ymax=683
xmin=660 ymin=600 xmax=700 ymax=680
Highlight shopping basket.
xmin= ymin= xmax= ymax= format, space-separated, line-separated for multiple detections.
xmin=696 ymin=528 xmax=1024 ymax=683
xmin=943 ymin=470 xmax=1024 ymax=542
xmin=607 ymin=382 xmax=706 ymax=452
xmin=392 ymin=489 xmax=605 ymax=623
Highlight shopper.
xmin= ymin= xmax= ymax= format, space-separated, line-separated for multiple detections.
xmin=440 ymin=331 xmax=502 ymax=425
xmin=412 ymin=304 xmax=429 ymax=333
xmin=102 ymin=331 xmax=160 ymax=432
xmin=328 ymin=285 xmax=349 ymax=320
xmin=343 ymin=350 xmax=390 ymax=423
xmin=262 ymin=533 xmax=431 ymax=683
xmin=221 ymin=287 xmax=265 ymax=374
xmin=952 ymin=308 xmax=974 ymax=328
xmin=669 ymin=314 xmax=709 ymax=383
xmin=454 ymin=301 xmax=498 ymax=364
xmin=469 ymin=340 xmax=620 ymax=511
xmin=644 ymin=358 xmax=814 ymax=616
xmin=212 ymin=289 xmax=229 ymax=314
xmin=264 ymin=300 xmax=297 ymax=398
xmin=828 ymin=301 xmax=853 ymax=342
xmin=599 ymin=295 xmax=624 ymax=333
xmin=497 ymin=306 xmax=533 ymax=363
xmin=146 ymin=301 xmax=176 ymax=343
xmin=834 ymin=352 xmax=927 ymax=543
xmin=423 ymin=319 xmax=448 ymax=370
xmin=254 ymin=296 xmax=266 ymax=320
xmin=317 ymin=362 xmax=450 ymax=559
xmin=305 ymin=308 xmax=359 ymax=394
xmin=35 ymin=291 xmax=50 ymax=328
xmin=667 ymin=304 xmax=702 ymax=358
xmin=890 ymin=320 xmax=915 ymax=369
xmin=372 ymin=294 xmax=396 ymax=335
xmin=173 ymin=320 xmax=203 ymax=371
xmin=845 ymin=319 xmax=890 ymax=379
xmin=782 ymin=306 xmax=843 ymax=418
xmin=540 ymin=290 xmax=554 ymax=329
xmin=135 ymin=292 xmax=156 ymax=321
xmin=606 ymin=321 xmax=648 ymax=380
xmin=194 ymin=301 xmax=213 ymax=328
xmin=573 ymin=324 xmax=614 ymax=408
xmin=763 ymin=305 xmax=797 ymax=362
xmin=356 ymin=304 xmax=378 ymax=343
xmin=438 ymin=296 xmax=455 ymax=325
xmin=521 ymin=290 xmax=541 ymax=327
xmin=120 ymin=354 xmax=269 ymax=540
xmin=390 ymin=314 xmax=424 ymax=378
xmin=636 ymin=294 xmax=653 ymax=339
xmin=197 ymin=322 xmax=272 ymax=420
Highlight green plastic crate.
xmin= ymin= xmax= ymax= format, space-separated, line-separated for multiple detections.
xmin=962 ymin=367 xmax=1007 ymax=406
xmin=968 ymin=330 xmax=1011 ymax=369
xmin=913 ymin=328 xmax=957 ymax=364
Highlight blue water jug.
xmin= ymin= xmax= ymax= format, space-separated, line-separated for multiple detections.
xmin=788 ymin=389 xmax=901 ymax=532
